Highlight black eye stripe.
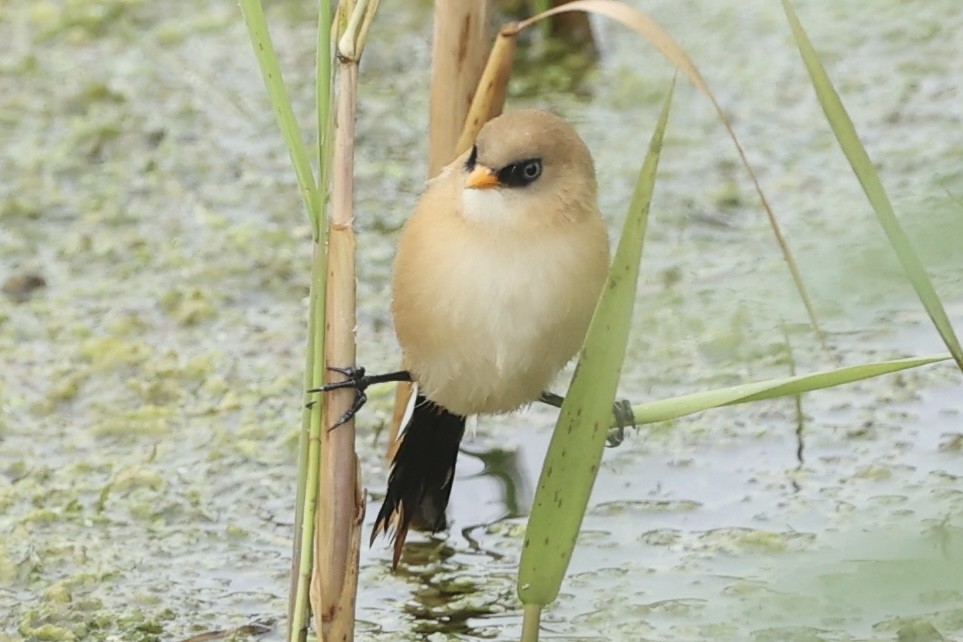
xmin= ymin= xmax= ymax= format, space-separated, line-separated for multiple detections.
xmin=497 ymin=158 xmax=543 ymax=188
xmin=465 ymin=145 xmax=478 ymax=171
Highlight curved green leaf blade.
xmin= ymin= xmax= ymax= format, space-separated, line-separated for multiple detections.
xmin=625 ymin=355 xmax=951 ymax=426
xmin=782 ymin=0 xmax=963 ymax=373
xmin=517 ymin=80 xmax=674 ymax=608
xmin=520 ymin=0 xmax=829 ymax=354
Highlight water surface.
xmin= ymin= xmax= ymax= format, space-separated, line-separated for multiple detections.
xmin=1 ymin=0 xmax=962 ymax=640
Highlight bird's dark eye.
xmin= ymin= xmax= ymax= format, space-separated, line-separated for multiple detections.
xmin=497 ymin=158 xmax=542 ymax=188
xmin=465 ymin=145 xmax=478 ymax=171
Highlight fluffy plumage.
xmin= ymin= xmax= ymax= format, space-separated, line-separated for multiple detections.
xmin=376 ymin=109 xmax=610 ymax=566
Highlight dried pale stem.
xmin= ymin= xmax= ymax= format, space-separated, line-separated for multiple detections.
xmin=312 ymin=60 xmax=362 ymax=641
xmin=389 ymin=0 xmax=493 ymax=454
xmin=310 ymin=1 xmax=381 ymax=639
xmin=427 ymin=0 xmax=492 ymax=176
xmin=454 ymin=23 xmax=517 ymax=157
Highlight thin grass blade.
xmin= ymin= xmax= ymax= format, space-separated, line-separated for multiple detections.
xmin=782 ymin=0 xmax=963 ymax=372
xmin=290 ymin=0 xmax=337 ymax=636
xmin=239 ymin=0 xmax=332 ymax=638
xmin=238 ymin=0 xmax=323 ymax=236
xmin=517 ymin=80 xmax=674 ymax=614
xmin=625 ymin=354 xmax=951 ymax=426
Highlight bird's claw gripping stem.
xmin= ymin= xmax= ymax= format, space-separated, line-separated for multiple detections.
xmin=606 ymin=399 xmax=636 ymax=448
xmin=307 ymin=366 xmax=368 ymax=429
xmin=308 ymin=367 xmax=412 ymax=429
xmin=537 ymin=391 xmax=637 ymax=447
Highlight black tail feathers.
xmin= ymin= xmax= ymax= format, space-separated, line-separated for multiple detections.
xmin=371 ymin=394 xmax=466 ymax=568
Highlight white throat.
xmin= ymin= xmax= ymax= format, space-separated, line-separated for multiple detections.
xmin=461 ymin=187 xmax=514 ymax=225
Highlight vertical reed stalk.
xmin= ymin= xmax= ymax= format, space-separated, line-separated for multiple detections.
xmin=428 ymin=0 xmax=492 ymax=174
xmin=290 ymin=245 xmax=328 ymax=642
xmin=311 ymin=61 xmax=362 ymax=631
xmin=288 ymin=3 xmax=335 ymax=639
xmin=313 ymin=59 xmax=361 ymax=642
xmin=309 ymin=2 xmax=380 ymax=639
xmin=237 ymin=1 xmax=331 ymax=640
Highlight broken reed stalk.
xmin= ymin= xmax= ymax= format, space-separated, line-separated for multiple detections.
xmin=454 ymin=23 xmax=517 ymax=156
xmin=388 ymin=0 xmax=494 ymax=454
xmin=309 ymin=1 xmax=380 ymax=640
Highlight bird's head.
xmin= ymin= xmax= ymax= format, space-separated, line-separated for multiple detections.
xmin=458 ymin=109 xmax=598 ymax=229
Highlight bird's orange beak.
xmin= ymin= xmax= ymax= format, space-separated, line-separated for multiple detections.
xmin=465 ymin=165 xmax=500 ymax=190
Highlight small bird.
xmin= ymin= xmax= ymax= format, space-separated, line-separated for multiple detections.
xmin=321 ymin=109 xmax=611 ymax=567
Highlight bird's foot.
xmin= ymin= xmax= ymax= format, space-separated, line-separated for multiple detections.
xmin=537 ymin=391 xmax=637 ymax=447
xmin=309 ymin=366 xmax=368 ymax=428
xmin=308 ymin=367 xmax=412 ymax=429
xmin=538 ymin=391 xmax=565 ymax=408
xmin=606 ymin=399 xmax=636 ymax=448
